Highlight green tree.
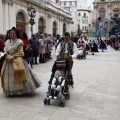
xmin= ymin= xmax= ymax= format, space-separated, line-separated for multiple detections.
xmin=77 ymin=24 xmax=82 ymax=37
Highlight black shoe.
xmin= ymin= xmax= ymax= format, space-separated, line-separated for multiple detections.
xmin=35 ymin=63 xmax=38 ymax=64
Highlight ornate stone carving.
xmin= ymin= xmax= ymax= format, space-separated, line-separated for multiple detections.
xmin=107 ymin=2 xmax=111 ymax=7
xmin=94 ymin=3 xmax=97 ymax=8
xmin=48 ymin=14 xmax=52 ymax=18
xmin=46 ymin=11 xmax=52 ymax=18
xmin=2 ymin=0 xmax=14 ymax=6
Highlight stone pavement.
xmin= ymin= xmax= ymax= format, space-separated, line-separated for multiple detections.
xmin=0 ymin=46 xmax=120 ymax=120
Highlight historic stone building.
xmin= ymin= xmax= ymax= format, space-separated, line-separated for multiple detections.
xmin=93 ymin=0 xmax=120 ymax=35
xmin=77 ymin=0 xmax=93 ymax=36
xmin=58 ymin=0 xmax=93 ymax=36
xmin=0 ymin=0 xmax=72 ymax=37
xmin=59 ymin=0 xmax=77 ymax=33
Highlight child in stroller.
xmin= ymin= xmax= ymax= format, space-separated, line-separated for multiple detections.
xmin=49 ymin=70 xmax=67 ymax=99
xmin=44 ymin=58 xmax=71 ymax=107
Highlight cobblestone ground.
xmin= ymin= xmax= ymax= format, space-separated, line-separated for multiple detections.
xmin=0 ymin=46 xmax=120 ymax=120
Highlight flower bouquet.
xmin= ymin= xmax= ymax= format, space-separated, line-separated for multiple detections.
xmin=0 ymin=51 xmax=6 ymax=62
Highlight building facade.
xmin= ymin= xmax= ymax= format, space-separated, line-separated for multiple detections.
xmin=93 ymin=0 xmax=120 ymax=36
xmin=77 ymin=0 xmax=93 ymax=36
xmin=0 ymin=0 xmax=72 ymax=37
xmin=58 ymin=0 xmax=93 ymax=36
xmin=59 ymin=0 xmax=77 ymax=33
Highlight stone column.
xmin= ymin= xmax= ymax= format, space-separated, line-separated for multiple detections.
xmin=46 ymin=11 xmax=52 ymax=34
xmin=0 ymin=0 xmax=3 ymax=34
xmin=2 ymin=0 xmax=14 ymax=33
xmin=59 ymin=18 xmax=63 ymax=35
xmin=60 ymin=18 xmax=63 ymax=35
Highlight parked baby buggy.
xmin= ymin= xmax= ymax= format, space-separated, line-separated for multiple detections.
xmin=115 ymin=40 xmax=119 ymax=50
xmin=44 ymin=58 xmax=71 ymax=107
xmin=76 ymin=39 xmax=86 ymax=59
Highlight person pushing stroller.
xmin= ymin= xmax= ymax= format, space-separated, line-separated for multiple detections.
xmin=44 ymin=32 xmax=78 ymax=106
xmin=55 ymin=32 xmax=78 ymax=83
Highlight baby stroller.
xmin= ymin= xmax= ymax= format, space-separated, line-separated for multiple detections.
xmin=77 ymin=48 xmax=86 ymax=59
xmin=44 ymin=58 xmax=71 ymax=107
xmin=77 ymin=44 xmax=86 ymax=59
xmin=115 ymin=41 xmax=119 ymax=50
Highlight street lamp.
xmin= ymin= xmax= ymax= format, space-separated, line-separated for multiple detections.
xmin=108 ymin=0 xmax=111 ymax=36
xmin=77 ymin=24 xmax=82 ymax=37
xmin=27 ymin=6 xmax=36 ymax=34
xmin=86 ymin=29 xmax=88 ymax=36
xmin=63 ymin=18 xmax=66 ymax=34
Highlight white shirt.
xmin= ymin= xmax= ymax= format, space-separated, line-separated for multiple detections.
xmin=56 ymin=42 xmax=78 ymax=59
xmin=52 ymin=77 xmax=65 ymax=87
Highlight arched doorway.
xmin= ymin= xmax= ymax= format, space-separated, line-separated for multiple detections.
xmin=38 ymin=17 xmax=45 ymax=34
xmin=53 ymin=21 xmax=57 ymax=37
xmin=16 ymin=12 xmax=26 ymax=35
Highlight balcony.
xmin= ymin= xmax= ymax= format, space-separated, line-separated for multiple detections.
xmin=31 ymin=0 xmax=45 ymax=6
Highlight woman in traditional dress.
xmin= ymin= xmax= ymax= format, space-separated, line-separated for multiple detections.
xmin=1 ymin=29 xmax=42 ymax=96
xmin=99 ymin=38 xmax=107 ymax=52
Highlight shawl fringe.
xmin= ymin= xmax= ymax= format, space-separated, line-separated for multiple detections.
xmin=14 ymin=70 xmax=28 ymax=83
xmin=12 ymin=57 xmax=28 ymax=82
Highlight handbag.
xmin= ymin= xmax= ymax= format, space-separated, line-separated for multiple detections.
xmin=12 ymin=57 xmax=28 ymax=82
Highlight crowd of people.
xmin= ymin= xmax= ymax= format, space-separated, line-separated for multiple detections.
xmin=0 ymin=26 xmax=110 ymax=97
xmin=109 ymin=35 xmax=120 ymax=50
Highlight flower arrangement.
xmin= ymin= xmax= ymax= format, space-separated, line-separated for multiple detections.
xmin=28 ymin=19 xmax=35 ymax=25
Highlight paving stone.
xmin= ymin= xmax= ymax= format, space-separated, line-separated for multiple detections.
xmin=0 ymin=46 xmax=120 ymax=120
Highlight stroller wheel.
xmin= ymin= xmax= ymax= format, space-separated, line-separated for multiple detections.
xmin=48 ymin=99 xmax=50 ymax=105
xmin=59 ymin=101 xmax=65 ymax=107
xmin=44 ymin=98 xmax=47 ymax=105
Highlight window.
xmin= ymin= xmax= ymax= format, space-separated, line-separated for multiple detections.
xmin=61 ymin=2 xmax=64 ymax=6
xmin=78 ymin=13 xmax=81 ymax=17
xmin=71 ymin=21 xmax=74 ymax=24
xmin=66 ymin=2 xmax=69 ymax=6
xmin=39 ymin=18 xmax=44 ymax=25
xmin=82 ymin=19 xmax=84 ymax=24
xmin=16 ymin=12 xmax=25 ymax=21
xmin=99 ymin=11 xmax=105 ymax=18
xmin=72 ymin=2 xmax=75 ymax=6
xmin=82 ymin=26 xmax=84 ymax=31
xmin=83 ymin=13 xmax=86 ymax=18
xmin=66 ymin=7 xmax=70 ymax=11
